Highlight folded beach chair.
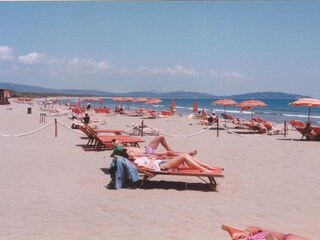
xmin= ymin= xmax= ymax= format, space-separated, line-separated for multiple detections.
xmin=135 ymin=165 xmax=224 ymax=191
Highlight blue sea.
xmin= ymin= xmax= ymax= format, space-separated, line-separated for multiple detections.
xmin=66 ymin=98 xmax=320 ymax=124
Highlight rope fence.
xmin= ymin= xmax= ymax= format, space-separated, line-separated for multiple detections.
xmin=0 ymin=117 xmax=288 ymax=139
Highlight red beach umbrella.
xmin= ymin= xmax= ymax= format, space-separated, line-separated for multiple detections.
xmin=211 ymin=99 xmax=238 ymax=113
xmin=83 ymin=97 xmax=99 ymax=101
xmin=170 ymin=99 xmax=175 ymax=112
xmin=131 ymin=97 xmax=148 ymax=103
xmin=112 ymin=97 xmax=129 ymax=103
xmin=193 ymin=99 xmax=198 ymax=113
xmin=145 ymin=98 xmax=162 ymax=105
xmin=237 ymin=100 xmax=267 ymax=117
xmin=76 ymin=98 xmax=81 ymax=108
xmin=290 ymin=98 xmax=320 ymax=122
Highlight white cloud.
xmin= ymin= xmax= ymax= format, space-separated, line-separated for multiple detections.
xmin=209 ymin=69 xmax=248 ymax=79
xmin=67 ymin=58 xmax=112 ymax=74
xmin=0 ymin=45 xmax=15 ymax=61
xmin=137 ymin=64 xmax=199 ymax=76
xmin=18 ymin=52 xmax=44 ymax=64
xmin=209 ymin=70 xmax=218 ymax=77
xmin=220 ymin=71 xmax=247 ymax=79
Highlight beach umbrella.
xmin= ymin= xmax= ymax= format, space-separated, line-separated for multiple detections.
xmin=112 ymin=97 xmax=131 ymax=106
xmin=193 ymin=99 xmax=198 ymax=113
xmin=145 ymin=98 xmax=162 ymax=105
xmin=76 ymin=98 xmax=81 ymax=108
xmin=83 ymin=97 xmax=99 ymax=101
xmin=237 ymin=100 xmax=267 ymax=118
xmin=290 ymin=98 xmax=320 ymax=122
xmin=144 ymin=98 xmax=162 ymax=111
xmin=170 ymin=99 xmax=175 ymax=112
xmin=211 ymin=99 xmax=238 ymax=113
xmin=131 ymin=97 xmax=148 ymax=103
xmin=99 ymin=98 xmax=104 ymax=108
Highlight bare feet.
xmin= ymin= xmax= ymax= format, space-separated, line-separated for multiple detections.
xmin=189 ymin=150 xmax=197 ymax=156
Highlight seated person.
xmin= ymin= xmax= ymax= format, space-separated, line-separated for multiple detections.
xmin=82 ymin=113 xmax=90 ymax=125
xmin=230 ymin=225 xmax=308 ymax=240
xmin=198 ymin=113 xmax=216 ymax=125
xmin=304 ymin=122 xmax=318 ymax=141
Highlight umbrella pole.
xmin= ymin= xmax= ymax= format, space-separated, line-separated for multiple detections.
xmin=308 ymin=107 xmax=311 ymax=122
xmin=224 ymin=106 xmax=227 ymax=126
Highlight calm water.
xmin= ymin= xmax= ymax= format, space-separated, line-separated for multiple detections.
xmin=66 ymin=98 xmax=320 ymax=124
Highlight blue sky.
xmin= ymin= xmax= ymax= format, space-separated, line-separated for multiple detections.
xmin=1 ymin=2 xmax=320 ymax=97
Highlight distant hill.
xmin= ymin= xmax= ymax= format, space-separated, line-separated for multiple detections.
xmin=0 ymin=82 xmax=310 ymax=99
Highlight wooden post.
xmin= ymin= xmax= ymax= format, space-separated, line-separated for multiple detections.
xmin=217 ymin=117 xmax=219 ymax=138
xmin=141 ymin=120 xmax=144 ymax=137
xmin=284 ymin=121 xmax=287 ymax=137
xmin=55 ymin=118 xmax=57 ymax=137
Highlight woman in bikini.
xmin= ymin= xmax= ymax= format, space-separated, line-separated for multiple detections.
xmin=129 ymin=152 xmax=216 ymax=173
xmin=111 ymin=135 xmax=197 ymax=158
xmin=231 ymin=226 xmax=308 ymax=240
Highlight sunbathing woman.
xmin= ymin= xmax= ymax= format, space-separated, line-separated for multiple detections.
xmin=229 ymin=225 xmax=308 ymax=240
xmin=111 ymin=135 xmax=197 ymax=158
xmin=127 ymin=151 xmax=215 ymax=173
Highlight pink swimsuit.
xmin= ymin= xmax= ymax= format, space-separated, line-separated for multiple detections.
xmin=249 ymin=232 xmax=276 ymax=240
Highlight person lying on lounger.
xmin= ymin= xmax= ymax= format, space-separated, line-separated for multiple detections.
xmin=231 ymin=226 xmax=308 ymax=240
xmin=111 ymin=135 xmax=197 ymax=158
xmin=111 ymin=147 xmax=215 ymax=173
xmin=132 ymin=153 xmax=215 ymax=172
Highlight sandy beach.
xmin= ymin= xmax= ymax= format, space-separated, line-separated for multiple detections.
xmin=0 ymin=100 xmax=319 ymax=240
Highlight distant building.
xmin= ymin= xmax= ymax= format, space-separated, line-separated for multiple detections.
xmin=0 ymin=89 xmax=11 ymax=105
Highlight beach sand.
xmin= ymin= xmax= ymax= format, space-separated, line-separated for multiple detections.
xmin=0 ymin=101 xmax=319 ymax=239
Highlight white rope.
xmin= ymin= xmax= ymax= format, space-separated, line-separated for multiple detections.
xmin=56 ymin=120 xmax=86 ymax=135
xmin=0 ymin=133 xmax=11 ymax=137
xmin=218 ymin=122 xmax=286 ymax=138
xmin=0 ymin=120 xmax=86 ymax=137
xmin=123 ymin=122 xmax=144 ymax=133
xmin=143 ymin=122 xmax=217 ymax=138
xmin=11 ymin=120 xmax=55 ymax=137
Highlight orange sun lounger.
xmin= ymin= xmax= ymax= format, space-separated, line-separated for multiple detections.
xmin=136 ymin=165 xmax=224 ymax=191
xmin=79 ymin=125 xmax=144 ymax=150
xmin=86 ymin=125 xmax=124 ymax=135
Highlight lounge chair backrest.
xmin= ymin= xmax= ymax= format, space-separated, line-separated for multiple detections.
xmin=263 ymin=122 xmax=272 ymax=131
xmin=296 ymin=121 xmax=306 ymax=128
xmin=289 ymin=120 xmax=299 ymax=128
xmin=221 ymin=113 xmax=229 ymax=120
